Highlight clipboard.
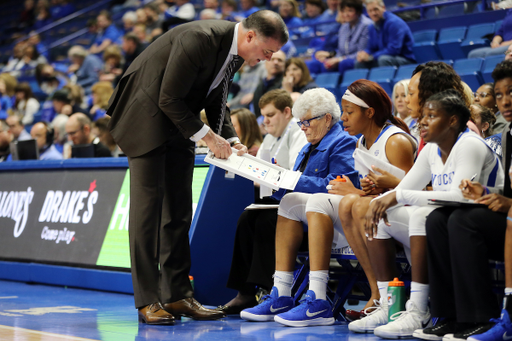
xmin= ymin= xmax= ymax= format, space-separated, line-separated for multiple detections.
xmin=427 ymin=199 xmax=486 ymax=207
xmin=204 ymin=148 xmax=302 ymax=191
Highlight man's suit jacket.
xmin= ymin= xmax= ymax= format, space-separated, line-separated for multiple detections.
xmin=106 ymin=20 xmax=245 ymax=157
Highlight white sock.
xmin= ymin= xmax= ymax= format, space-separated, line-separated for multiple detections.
xmin=505 ymin=287 xmax=512 ymax=295
xmin=309 ymin=270 xmax=329 ymax=300
xmin=378 ymin=281 xmax=389 ymax=308
xmin=273 ymin=271 xmax=294 ymax=297
xmin=410 ymin=281 xmax=429 ymax=313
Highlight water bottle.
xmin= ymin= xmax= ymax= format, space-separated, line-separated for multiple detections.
xmin=387 ymin=277 xmax=406 ymax=322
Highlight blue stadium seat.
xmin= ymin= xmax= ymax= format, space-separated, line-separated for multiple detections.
xmin=315 ymin=73 xmax=342 ymax=99
xmin=495 ymin=20 xmax=504 ymax=31
xmin=453 ymin=58 xmax=485 ymax=91
xmin=437 ymin=2 xmax=467 ymax=18
xmin=339 ymin=69 xmax=369 ymax=95
xmin=412 ymin=29 xmax=441 ymax=63
xmin=393 ymin=64 xmax=419 ymax=83
xmin=368 ymin=66 xmax=397 ymax=95
xmin=461 ymin=23 xmax=495 ymax=56
xmin=422 ymin=6 xmax=438 ymax=20
xmin=481 ymin=55 xmax=505 ymax=83
xmin=438 ymin=26 xmax=467 ymax=60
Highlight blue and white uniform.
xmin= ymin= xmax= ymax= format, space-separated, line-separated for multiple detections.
xmin=374 ymin=129 xmax=504 ymax=251
xmin=278 ymin=123 xmax=416 ymax=248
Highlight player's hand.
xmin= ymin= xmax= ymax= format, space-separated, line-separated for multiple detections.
xmin=475 ymin=193 xmax=512 ymax=212
xmin=365 ymin=192 xmax=397 ymax=240
xmin=366 ymin=166 xmax=401 ymax=190
xmin=328 ymin=175 xmax=358 ymax=195
xmin=459 ymin=180 xmax=484 ymax=199
xmin=203 ymin=129 xmax=231 ymax=159
xmin=232 ymin=142 xmax=248 ymax=156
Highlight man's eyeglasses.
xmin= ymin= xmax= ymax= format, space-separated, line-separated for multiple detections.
xmin=297 ymin=113 xmax=327 ymax=128
xmin=473 ymin=92 xmax=490 ymax=99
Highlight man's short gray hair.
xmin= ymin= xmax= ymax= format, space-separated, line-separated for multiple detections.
xmin=292 ymin=88 xmax=341 ymax=124
xmin=364 ymin=0 xmax=385 ymax=6
xmin=122 ymin=11 xmax=137 ymax=23
xmin=68 ymin=45 xmax=88 ymax=59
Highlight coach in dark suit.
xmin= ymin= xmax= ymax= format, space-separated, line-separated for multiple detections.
xmin=106 ymin=11 xmax=288 ymax=325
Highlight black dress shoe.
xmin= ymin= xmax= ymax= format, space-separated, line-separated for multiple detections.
xmin=216 ymin=299 xmax=258 ymax=315
xmin=138 ymin=302 xmax=175 ymax=325
xmin=163 ymin=298 xmax=226 ymax=320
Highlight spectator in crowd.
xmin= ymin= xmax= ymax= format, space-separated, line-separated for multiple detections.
xmin=27 ymin=32 xmax=49 ymax=60
xmin=13 ymin=82 xmax=40 ymax=125
xmin=282 ymin=58 xmax=318 ymax=100
xmin=89 ymin=10 xmax=123 ymax=55
xmin=0 ymin=120 xmax=12 ymax=162
xmin=471 ymin=103 xmax=502 ymax=157
xmin=306 ymin=0 xmax=371 ymax=75
xmin=237 ymin=0 xmax=259 ymax=20
xmin=22 ymin=44 xmax=47 ymax=71
xmin=144 ymin=3 xmax=164 ymax=39
xmin=228 ymin=61 xmax=267 ymax=109
xmin=240 ymin=88 xmax=359 ymax=323
xmin=506 ymin=44 xmax=512 ymax=60
xmin=20 ymin=0 xmax=36 ymax=30
xmin=68 ymin=45 xmax=103 ymax=95
xmin=132 ymin=23 xmax=149 ymax=44
xmin=121 ymin=33 xmax=145 ymax=73
xmin=0 ymin=74 xmax=17 ymax=101
xmin=204 ymin=0 xmax=221 ymax=16
xmin=48 ymin=88 xmax=87 ymax=122
xmin=34 ymin=2 xmax=52 ymax=30
xmin=51 ymin=112 xmax=68 ymax=153
xmin=3 ymin=41 xmax=28 ymax=76
xmin=355 ymin=0 xmax=415 ymax=69
xmin=217 ymin=89 xmax=308 ymax=315
xmin=122 ymin=11 xmax=138 ymax=33
xmin=163 ymin=0 xmax=196 ymax=29
xmin=0 ymin=79 xmax=13 ymax=120
xmin=469 ymin=10 xmax=512 ymax=59
xmin=221 ymin=0 xmax=238 ymax=21
xmin=230 ymin=108 xmax=263 ymax=156
xmin=35 ymin=63 xmax=68 ymax=95
xmin=49 ymin=0 xmax=75 ymax=20
xmin=64 ymin=113 xmax=111 ymax=158
xmin=200 ymin=9 xmax=218 ymax=20
xmin=301 ymin=0 xmax=326 ymax=37
xmin=6 ymin=115 xmax=31 ymax=142
xmin=252 ymin=50 xmax=287 ymax=117
xmin=89 ymin=81 xmax=114 ymax=121
xmin=392 ymin=79 xmax=417 ymax=139
xmin=99 ymin=45 xmax=123 ymax=86
xmin=279 ymin=0 xmax=304 ymax=38
xmin=317 ymin=0 xmax=340 ymax=35
xmin=92 ymin=116 xmax=122 ymax=157
xmin=474 ymin=83 xmax=506 ymax=134
xmin=30 ymin=121 xmax=62 ymax=160
xmin=136 ymin=7 xmax=148 ymax=24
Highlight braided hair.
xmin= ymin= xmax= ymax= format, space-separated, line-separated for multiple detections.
xmin=425 ymin=89 xmax=470 ymax=134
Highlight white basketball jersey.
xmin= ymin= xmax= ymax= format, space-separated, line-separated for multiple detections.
xmin=427 ymin=131 xmax=504 ymax=190
xmin=354 ymin=124 xmax=417 ymax=179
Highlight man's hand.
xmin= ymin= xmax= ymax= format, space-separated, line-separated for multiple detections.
xmin=357 ymin=51 xmax=370 ymax=62
xmin=232 ymin=142 xmax=248 ymax=156
xmin=203 ymin=129 xmax=232 ymax=159
xmin=315 ymin=51 xmax=330 ymax=62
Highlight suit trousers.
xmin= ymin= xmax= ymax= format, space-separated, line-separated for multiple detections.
xmin=226 ymin=209 xmax=278 ymax=294
xmin=426 ymin=207 xmax=505 ymax=322
xmin=127 ymin=135 xmax=195 ymax=308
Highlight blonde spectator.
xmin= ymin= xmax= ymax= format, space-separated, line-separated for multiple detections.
xmin=90 ymin=81 xmax=114 ymax=121
xmin=100 ymin=45 xmax=123 ymax=85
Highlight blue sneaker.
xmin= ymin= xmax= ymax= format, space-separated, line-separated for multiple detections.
xmin=274 ymin=290 xmax=335 ymax=327
xmin=467 ymin=309 xmax=512 ymax=341
xmin=240 ymin=287 xmax=294 ymax=322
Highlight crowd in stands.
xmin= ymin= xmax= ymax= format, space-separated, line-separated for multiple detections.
xmin=2 ymin=0 xmax=512 ymax=339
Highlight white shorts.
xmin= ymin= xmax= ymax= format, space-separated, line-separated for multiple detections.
xmin=278 ymin=192 xmax=348 ymax=249
xmin=374 ymin=205 xmax=438 ymax=247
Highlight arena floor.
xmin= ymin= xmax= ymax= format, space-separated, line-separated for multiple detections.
xmin=0 ymin=279 xmax=378 ymax=341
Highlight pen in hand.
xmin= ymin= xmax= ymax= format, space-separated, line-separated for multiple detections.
xmin=462 ymin=173 xmax=478 ymax=191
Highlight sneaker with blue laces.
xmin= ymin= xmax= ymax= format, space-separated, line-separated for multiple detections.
xmin=240 ymin=287 xmax=294 ymax=322
xmin=467 ymin=309 xmax=512 ymax=341
xmin=274 ymin=290 xmax=335 ymax=327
